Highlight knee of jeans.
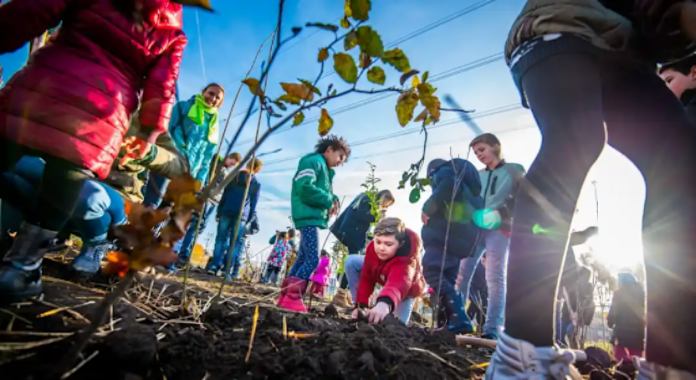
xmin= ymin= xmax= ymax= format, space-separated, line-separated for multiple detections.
xmin=345 ymin=255 xmax=363 ymax=270
xmin=79 ymin=181 xmax=111 ymax=218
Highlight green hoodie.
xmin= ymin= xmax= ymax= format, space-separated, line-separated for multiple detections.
xmin=291 ymin=152 xmax=339 ymax=229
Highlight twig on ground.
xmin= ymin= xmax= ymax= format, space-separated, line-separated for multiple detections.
xmin=0 ymin=331 xmax=73 ymax=337
xmin=0 ymin=336 xmax=67 ymax=351
xmin=41 ymin=276 xmax=106 ymax=294
xmin=0 ymin=352 xmax=36 ymax=366
xmin=282 ymin=316 xmax=287 ymax=340
xmin=245 ymin=306 xmax=260 ymax=363
xmin=455 ymin=335 xmax=497 ymax=349
xmin=31 ymin=299 xmax=90 ymax=324
xmin=152 ymin=319 xmax=204 ymax=327
xmin=37 ymin=301 xmax=95 ymax=319
xmin=407 ymin=347 xmax=462 ymax=373
xmin=0 ymin=308 xmax=31 ymax=325
xmin=60 ymin=350 xmax=99 ymax=380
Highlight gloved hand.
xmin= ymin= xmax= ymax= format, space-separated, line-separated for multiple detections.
xmin=473 ymin=209 xmax=501 ymax=230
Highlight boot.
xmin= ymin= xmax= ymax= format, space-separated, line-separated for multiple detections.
xmin=0 ymin=222 xmax=58 ymax=304
xmin=332 ymin=289 xmax=353 ymax=308
xmin=485 ymin=331 xmax=586 ymax=380
xmin=72 ymin=240 xmax=111 ymax=275
xmin=277 ymin=277 xmax=308 ymax=312
xmin=634 ymin=357 xmax=696 ymax=380
xmin=443 ymin=292 xmax=475 ymax=334
xmin=277 ymin=277 xmax=290 ymax=305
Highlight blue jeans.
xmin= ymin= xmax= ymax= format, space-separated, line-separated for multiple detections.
xmin=178 ymin=202 xmax=217 ymax=260
xmin=211 ymin=216 xmax=246 ymax=277
xmin=8 ymin=156 xmax=127 ymax=245
xmin=344 ymin=254 xmax=416 ymax=324
xmin=143 ymin=173 xmax=170 ymax=208
xmin=457 ymin=229 xmax=510 ymax=336
xmin=288 ymin=226 xmax=320 ymax=281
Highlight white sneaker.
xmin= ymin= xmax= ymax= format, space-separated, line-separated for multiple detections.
xmin=485 ymin=331 xmax=586 ymax=380
xmin=634 ymin=357 xmax=696 ymax=380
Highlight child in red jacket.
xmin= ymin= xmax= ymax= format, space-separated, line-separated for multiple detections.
xmin=349 ymin=217 xmax=426 ymax=324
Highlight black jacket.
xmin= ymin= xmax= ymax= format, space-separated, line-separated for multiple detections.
xmin=607 ymin=277 xmax=646 ymax=349
xmin=330 ymin=193 xmax=375 ymax=253
xmin=682 ymin=89 xmax=696 ymax=128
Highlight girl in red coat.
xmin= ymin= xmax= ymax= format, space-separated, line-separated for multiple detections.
xmin=0 ymin=0 xmax=194 ymax=303
xmin=349 ymin=217 xmax=426 ymax=324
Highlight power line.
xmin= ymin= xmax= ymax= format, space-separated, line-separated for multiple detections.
xmin=234 ymin=52 xmax=505 ymax=146
xmin=260 ymin=103 xmax=523 ymax=167
xmin=195 ymin=10 xmax=207 ymax=83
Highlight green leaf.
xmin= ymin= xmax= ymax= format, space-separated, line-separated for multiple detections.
xmin=395 ymin=91 xmax=419 ymax=127
xmin=399 ymin=69 xmax=420 ymax=86
xmin=272 ymin=100 xmax=287 ymax=111
xmin=277 ymin=94 xmax=301 ymax=105
xmin=333 ymin=53 xmax=358 ymax=84
xmin=419 ymin=178 xmax=431 ymax=186
xmin=366 ymin=66 xmax=385 ymax=85
xmin=293 ymin=112 xmax=304 ymax=126
xmin=318 ymin=48 xmax=329 ymax=62
xmin=381 ymin=48 xmax=411 ymax=73
xmin=299 ymin=79 xmax=322 ymax=96
xmin=330 ymin=89 xmax=338 ymax=97
xmin=409 ymin=188 xmax=421 ymax=203
xmin=305 ymin=22 xmax=339 ymax=32
xmin=344 ymin=31 xmax=358 ymax=51
xmin=350 ymin=0 xmax=370 ymax=21
xmin=422 ymin=71 xmax=429 ymax=83
xmin=340 ymin=17 xmax=351 ymax=29
xmin=356 ymin=26 xmax=384 ymax=58
xmin=318 ymin=108 xmax=334 ymax=136
xmin=242 ymin=78 xmax=263 ymax=96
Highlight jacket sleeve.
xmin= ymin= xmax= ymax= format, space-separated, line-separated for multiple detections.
xmin=356 ymin=254 xmax=377 ymax=306
xmin=143 ymin=132 xmax=189 ymax=178
xmin=0 ymin=0 xmax=69 ymax=53
xmin=194 ymin=142 xmax=216 ymax=183
xmin=295 ymin=160 xmax=334 ymax=210
xmin=377 ymin=260 xmax=415 ymax=310
xmin=138 ymin=34 xmax=187 ymax=143
xmin=422 ymin=173 xmax=456 ymax=216
xmin=248 ymin=181 xmax=261 ymax=220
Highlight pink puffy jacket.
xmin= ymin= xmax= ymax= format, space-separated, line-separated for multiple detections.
xmin=0 ymin=0 xmax=187 ymax=179
xmin=310 ymin=256 xmax=331 ymax=286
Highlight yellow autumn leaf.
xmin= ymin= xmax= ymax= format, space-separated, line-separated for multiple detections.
xmin=318 ymin=108 xmax=334 ymax=136
xmin=395 ymin=91 xmax=419 ymax=127
xmin=344 ymin=0 xmax=352 ymax=18
xmin=318 ymin=48 xmax=329 ymax=62
xmin=277 ymin=94 xmax=301 ymax=105
xmin=340 ymin=17 xmax=351 ymax=29
xmin=242 ymin=78 xmax=263 ymax=97
xmin=417 ymin=83 xmax=441 ymax=121
xmin=411 ymin=76 xmax=420 ymax=87
xmin=350 ymin=0 xmax=370 ymax=21
xmin=382 ymin=48 xmax=411 ymax=73
xmin=293 ymin=112 xmax=305 ymax=126
xmin=367 ymin=66 xmax=385 ymax=85
xmin=281 ymin=82 xmax=314 ymax=102
xmin=414 ymin=108 xmax=428 ymax=122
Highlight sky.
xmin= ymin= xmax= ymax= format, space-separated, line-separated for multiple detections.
xmin=0 ymin=0 xmax=648 ymax=272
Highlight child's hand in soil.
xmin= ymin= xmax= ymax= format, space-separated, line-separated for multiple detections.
xmin=366 ymin=302 xmax=391 ymax=324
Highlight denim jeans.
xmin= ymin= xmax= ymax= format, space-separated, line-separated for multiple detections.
xmin=178 ymin=202 xmax=217 ymax=260
xmin=8 ymin=156 xmax=127 ymax=245
xmin=287 ymin=226 xmax=320 ymax=281
xmin=211 ymin=216 xmax=246 ymax=277
xmin=344 ymin=254 xmax=416 ymax=324
xmin=143 ymin=173 xmax=170 ymax=208
xmin=457 ymin=229 xmax=510 ymax=336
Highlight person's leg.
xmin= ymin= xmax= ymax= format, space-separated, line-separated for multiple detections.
xmin=177 ymin=214 xmax=199 ymax=262
xmin=210 ymin=217 xmax=232 ymax=271
xmin=505 ymin=53 xmax=606 ymax=346
xmin=482 ymin=230 xmax=510 ymax=338
xmin=601 ymin=60 xmax=696 ymax=373
xmin=393 ymin=297 xmax=416 ymax=324
xmin=278 ymin=226 xmax=318 ymax=312
xmin=456 ymin=247 xmax=484 ymax=316
xmin=228 ymin=223 xmax=247 ymax=279
xmin=340 ymin=273 xmax=349 ymax=289
xmin=142 ymin=173 xmax=170 ymax=209
xmin=71 ymin=181 xmax=125 ymax=274
xmin=343 ymin=254 xmax=365 ymax=301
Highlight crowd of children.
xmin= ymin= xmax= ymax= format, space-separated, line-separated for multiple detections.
xmin=1 ymin=0 xmax=695 ymax=378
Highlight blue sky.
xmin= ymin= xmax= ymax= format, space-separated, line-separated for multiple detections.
xmin=0 ymin=0 xmax=647 ymax=270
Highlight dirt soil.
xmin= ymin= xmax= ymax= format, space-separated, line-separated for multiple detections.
xmin=0 ymin=254 xmax=491 ymax=380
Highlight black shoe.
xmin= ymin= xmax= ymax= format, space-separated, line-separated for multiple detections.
xmin=0 ymin=264 xmax=42 ymax=304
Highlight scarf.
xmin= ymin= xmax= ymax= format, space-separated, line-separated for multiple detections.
xmin=188 ymin=94 xmax=219 ymax=144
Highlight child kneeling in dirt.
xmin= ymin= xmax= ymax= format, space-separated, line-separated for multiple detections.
xmin=348 ymin=217 xmax=426 ymax=324
xmin=278 ymin=135 xmax=350 ymax=312
xmin=421 ymin=158 xmax=483 ymax=332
